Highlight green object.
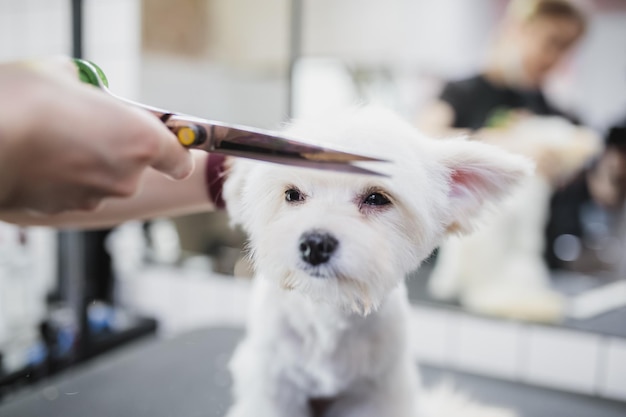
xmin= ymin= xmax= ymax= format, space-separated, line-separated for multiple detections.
xmin=73 ymin=58 xmax=108 ymax=88
xmin=485 ymin=107 xmax=513 ymax=128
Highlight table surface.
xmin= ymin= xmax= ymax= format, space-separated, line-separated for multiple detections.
xmin=0 ymin=326 xmax=625 ymax=417
xmin=406 ymin=266 xmax=626 ymax=338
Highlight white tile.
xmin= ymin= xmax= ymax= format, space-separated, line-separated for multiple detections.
xmin=0 ymin=8 xmax=18 ymax=60
xmin=89 ymin=57 xmax=139 ymax=99
xmin=451 ymin=315 xmax=524 ymax=380
xmin=122 ymin=266 xmax=250 ymax=336
xmin=46 ymin=7 xmax=71 ymax=55
xmin=410 ymin=306 xmax=455 ymax=365
xmin=25 ymin=10 xmax=57 ymax=56
xmin=24 ymin=0 xmax=47 ymax=9
xmin=0 ymin=4 xmax=23 ymax=60
xmin=600 ymin=338 xmax=626 ymax=401
xmin=46 ymin=0 xmax=67 ymax=10
xmin=84 ymin=0 xmax=140 ymax=60
xmin=206 ymin=277 xmax=251 ymax=326
xmin=0 ymin=0 xmax=68 ymax=61
xmin=522 ymin=326 xmax=600 ymax=394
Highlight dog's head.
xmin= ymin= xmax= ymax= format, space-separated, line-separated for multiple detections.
xmin=223 ymin=107 xmax=532 ymax=315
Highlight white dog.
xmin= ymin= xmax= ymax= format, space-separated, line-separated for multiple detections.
xmin=429 ymin=116 xmax=600 ymax=322
xmin=222 ymin=107 xmax=532 ymax=417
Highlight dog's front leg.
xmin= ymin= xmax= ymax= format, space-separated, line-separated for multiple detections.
xmin=324 ymin=362 xmax=419 ymax=417
xmin=226 ymin=342 xmax=312 ymax=417
xmin=226 ymin=392 xmax=310 ymax=417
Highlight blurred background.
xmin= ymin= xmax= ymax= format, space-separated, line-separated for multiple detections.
xmin=0 ymin=0 xmax=625 ymax=416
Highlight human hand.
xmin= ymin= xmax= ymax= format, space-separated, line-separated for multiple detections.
xmin=0 ymin=57 xmax=193 ymax=214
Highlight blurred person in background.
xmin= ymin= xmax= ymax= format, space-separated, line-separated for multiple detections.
xmin=419 ymin=0 xmax=588 ymax=135
xmin=422 ymin=0 xmax=603 ymax=322
xmin=419 ymin=0 xmax=626 ymax=276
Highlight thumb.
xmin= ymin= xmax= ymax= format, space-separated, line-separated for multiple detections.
xmin=139 ymin=111 xmax=195 ymax=180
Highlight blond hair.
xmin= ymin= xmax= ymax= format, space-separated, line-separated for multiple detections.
xmin=507 ymin=0 xmax=589 ymax=32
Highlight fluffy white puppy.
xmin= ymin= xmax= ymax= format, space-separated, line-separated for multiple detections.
xmin=429 ymin=116 xmax=600 ymax=322
xmin=222 ymin=107 xmax=531 ymax=417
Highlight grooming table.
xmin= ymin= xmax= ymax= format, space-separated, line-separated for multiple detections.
xmin=0 ymin=327 xmax=624 ymax=417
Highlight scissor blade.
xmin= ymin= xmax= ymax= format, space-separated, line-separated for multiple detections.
xmin=215 ymin=148 xmax=387 ymax=176
xmin=215 ymin=125 xmax=384 ymax=163
xmin=168 ymin=116 xmax=386 ymax=164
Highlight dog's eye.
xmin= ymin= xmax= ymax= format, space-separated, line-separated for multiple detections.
xmin=285 ymin=188 xmax=304 ymax=203
xmin=363 ymin=192 xmax=391 ymax=206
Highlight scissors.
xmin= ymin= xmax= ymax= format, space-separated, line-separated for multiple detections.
xmin=73 ymin=59 xmax=385 ymax=176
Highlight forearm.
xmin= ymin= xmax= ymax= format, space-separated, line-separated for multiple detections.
xmin=0 ymin=138 xmax=15 ymax=208
xmin=0 ymin=76 xmax=30 ymax=209
xmin=0 ymin=151 xmax=216 ymax=229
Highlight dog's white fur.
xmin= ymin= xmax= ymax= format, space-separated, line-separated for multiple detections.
xmin=429 ymin=117 xmax=601 ymax=322
xmin=222 ymin=107 xmax=532 ymax=417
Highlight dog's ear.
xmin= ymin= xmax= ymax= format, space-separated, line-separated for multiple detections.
xmin=221 ymin=158 xmax=252 ymax=228
xmin=436 ymin=138 xmax=534 ymax=235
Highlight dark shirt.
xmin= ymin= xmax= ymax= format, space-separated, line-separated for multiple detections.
xmin=439 ymin=74 xmax=567 ymax=130
xmin=544 ymin=174 xmax=590 ymax=269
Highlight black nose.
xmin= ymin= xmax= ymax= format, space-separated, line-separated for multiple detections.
xmin=299 ymin=231 xmax=338 ymax=266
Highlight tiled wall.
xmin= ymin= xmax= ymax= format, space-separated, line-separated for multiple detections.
xmin=0 ymin=0 xmax=70 ymax=61
xmin=120 ymin=265 xmax=626 ymax=403
xmin=0 ymin=0 xmax=141 ymax=373
xmin=0 ymin=225 xmax=58 ymax=372
xmin=0 ymin=0 xmax=140 ymax=95
xmin=0 ymin=0 xmax=70 ymax=374
xmin=411 ymin=305 xmax=626 ymax=402
xmin=83 ymin=0 xmax=141 ymax=99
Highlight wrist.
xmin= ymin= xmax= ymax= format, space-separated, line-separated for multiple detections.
xmin=0 ymin=67 xmax=51 ymax=209
xmin=205 ymin=153 xmax=227 ymax=209
xmin=0 ymin=132 xmax=19 ymax=209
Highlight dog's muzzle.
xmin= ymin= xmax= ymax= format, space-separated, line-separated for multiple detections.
xmin=299 ymin=231 xmax=338 ymax=266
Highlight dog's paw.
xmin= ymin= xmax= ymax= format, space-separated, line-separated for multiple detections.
xmin=419 ymin=384 xmax=517 ymax=417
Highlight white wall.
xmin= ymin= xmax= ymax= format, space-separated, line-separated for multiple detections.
xmin=139 ymin=54 xmax=288 ymax=129
xmin=83 ymin=0 xmax=141 ymax=99
xmin=569 ymin=11 xmax=626 ymax=129
xmin=0 ymin=0 xmax=70 ymax=61
xmin=303 ymin=0 xmax=498 ymax=75
xmin=297 ymin=0 xmax=626 ymax=130
xmin=0 ymin=0 xmax=141 ymax=373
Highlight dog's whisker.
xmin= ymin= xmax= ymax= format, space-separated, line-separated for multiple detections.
xmin=330 ymin=268 xmax=375 ymax=316
xmin=280 ymin=270 xmax=298 ymax=290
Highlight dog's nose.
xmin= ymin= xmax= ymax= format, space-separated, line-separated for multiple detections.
xmin=299 ymin=231 xmax=338 ymax=266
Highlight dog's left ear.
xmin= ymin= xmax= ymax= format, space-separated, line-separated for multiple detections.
xmin=435 ymin=138 xmax=534 ymax=234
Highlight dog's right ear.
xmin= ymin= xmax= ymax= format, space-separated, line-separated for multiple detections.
xmin=435 ymin=138 xmax=534 ymax=235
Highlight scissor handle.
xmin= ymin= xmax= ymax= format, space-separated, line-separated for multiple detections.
xmin=72 ymin=58 xmax=208 ymax=148
xmin=73 ymin=58 xmax=109 ymax=88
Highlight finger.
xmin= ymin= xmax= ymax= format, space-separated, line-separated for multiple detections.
xmin=57 ymin=66 xmax=193 ymax=181
xmin=43 ymin=56 xmax=79 ymax=80
xmin=131 ymin=108 xmax=195 ymax=180
xmin=19 ymin=56 xmax=78 ymax=82
xmin=70 ymin=85 xmax=194 ymax=181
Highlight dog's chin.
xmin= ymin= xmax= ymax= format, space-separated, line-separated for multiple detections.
xmin=272 ymin=265 xmax=384 ymax=317
xmin=299 ymin=263 xmax=334 ymax=279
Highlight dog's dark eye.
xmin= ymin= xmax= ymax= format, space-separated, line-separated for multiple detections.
xmin=363 ymin=192 xmax=391 ymax=206
xmin=285 ymin=188 xmax=304 ymax=203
